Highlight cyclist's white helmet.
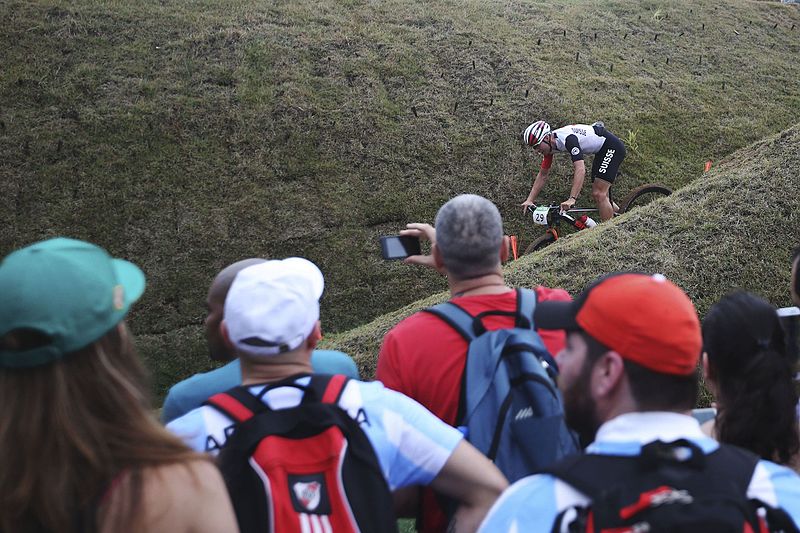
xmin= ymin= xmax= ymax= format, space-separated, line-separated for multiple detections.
xmin=522 ymin=120 xmax=550 ymax=147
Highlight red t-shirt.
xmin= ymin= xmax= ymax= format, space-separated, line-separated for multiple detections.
xmin=376 ymin=286 xmax=570 ymax=532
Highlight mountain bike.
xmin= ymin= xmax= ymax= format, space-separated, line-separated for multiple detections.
xmin=523 ymin=183 xmax=672 ymax=254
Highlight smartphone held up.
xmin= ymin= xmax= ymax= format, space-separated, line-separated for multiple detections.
xmin=380 ymin=235 xmax=421 ymax=260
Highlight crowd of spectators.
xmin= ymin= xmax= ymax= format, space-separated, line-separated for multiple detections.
xmin=1 ymin=203 xmax=799 ymax=532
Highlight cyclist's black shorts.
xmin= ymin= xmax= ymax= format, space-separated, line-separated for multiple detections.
xmin=590 ymin=129 xmax=625 ymax=184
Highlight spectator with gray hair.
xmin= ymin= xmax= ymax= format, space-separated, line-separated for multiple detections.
xmin=377 ymin=194 xmax=572 ymax=532
xmin=433 ymin=194 xmax=506 ymax=279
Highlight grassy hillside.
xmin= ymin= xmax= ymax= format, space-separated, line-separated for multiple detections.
xmin=330 ymin=123 xmax=800 ymax=380
xmin=1 ymin=0 xmax=798 ymax=398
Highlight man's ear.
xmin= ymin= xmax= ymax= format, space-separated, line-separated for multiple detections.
xmin=306 ymin=321 xmax=322 ymax=350
xmin=500 ymin=235 xmax=511 ymax=263
xmin=702 ymin=351 xmax=716 ymax=383
xmin=592 ymin=351 xmax=626 ymax=398
xmin=432 ymin=243 xmax=446 ymax=273
xmin=219 ymin=320 xmax=236 ymax=352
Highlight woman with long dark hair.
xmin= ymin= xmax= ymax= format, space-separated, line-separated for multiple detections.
xmin=0 ymin=238 xmax=237 ymax=533
xmin=702 ymin=291 xmax=800 ymax=470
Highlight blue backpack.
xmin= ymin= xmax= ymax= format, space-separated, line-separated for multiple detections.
xmin=425 ymin=288 xmax=579 ymax=482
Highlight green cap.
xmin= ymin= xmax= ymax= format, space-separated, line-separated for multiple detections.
xmin=0 ymin=238 xmax=146 ymax=368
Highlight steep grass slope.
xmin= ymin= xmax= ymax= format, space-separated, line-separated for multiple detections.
xmin=1 ymin=0 xmax=798 ymax=397
xmin=329 ymin=124 xmax=800 ymax=379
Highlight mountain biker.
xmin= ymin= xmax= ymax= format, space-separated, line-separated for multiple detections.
xmin=521 ymin=120 xmax=625 ymax=221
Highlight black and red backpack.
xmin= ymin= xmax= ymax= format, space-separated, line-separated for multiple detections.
xmin=543 ymin=439 xmax=799 ymax=533
xmin=204 ymin=374 xmax=398 ymax=533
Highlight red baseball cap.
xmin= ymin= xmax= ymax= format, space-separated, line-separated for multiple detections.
xmin=534 ymin=273 xmax=701 ymax=375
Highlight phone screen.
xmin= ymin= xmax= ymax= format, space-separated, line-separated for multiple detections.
xmin=380 ymin=236 xmax=421 ymax=260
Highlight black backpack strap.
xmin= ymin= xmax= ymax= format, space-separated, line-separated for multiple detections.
xmin=205 ymin=386 xmax=270 ymax=423
xmin=515 ymin=287 xmax=537 ymax=329
xmin=701 ymin=442 xmax=761 ymax=490
xmin=751 ymin=500 xmax=800 ymax=533
xmin=221 ymin=401 xmax=383 ymax=470
xmin=205 ymin=374 xmax=323 ymax=422
xmin=541 ymin=452 xmax=614 ymax=499
xmin=305 ymin=374 xmax=349 ymax=405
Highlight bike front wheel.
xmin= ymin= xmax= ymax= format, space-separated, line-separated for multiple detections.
xmin=524 ymin=233 xmax=557 ymax=254
xmin=619 ymin=184 xmax=672 ymax=214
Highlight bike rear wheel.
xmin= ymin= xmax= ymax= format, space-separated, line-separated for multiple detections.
xmin=619 ymin=184 xmax=672 ymax=214
xmin=524 ymin=233 xmax=557 ymax=254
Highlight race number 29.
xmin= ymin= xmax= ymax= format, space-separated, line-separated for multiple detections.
xmin=532 ymin=206 xmax=549 ymax=225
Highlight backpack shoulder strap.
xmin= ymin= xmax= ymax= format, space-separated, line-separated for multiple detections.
xmin=515 ymin=287 xmax=537 ymax=330
xmin=205 ymin=386 xmax=269 ymax=423
xmin=541 ymin=452 xmax=633 ymax=499
xmin=306 ymin=374 xmax=350 ymax=405
xmin=704 ymin=443 xmax=761 ymax=489
xmin=424 ymin=301 xmax=478 ymax=341
xmin=425 ymin=289 xmax=536 ymax=338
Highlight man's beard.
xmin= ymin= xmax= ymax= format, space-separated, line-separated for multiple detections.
xmin=563 ymin=358 xmax=601 ymax=447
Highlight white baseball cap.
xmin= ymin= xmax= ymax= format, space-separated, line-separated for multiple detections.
xmin=224 ymin=258 xmax=324 ymax=357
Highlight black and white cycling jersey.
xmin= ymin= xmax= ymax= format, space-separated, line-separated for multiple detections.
xmin=550 ymin=124 xmax=606 ymax=159
xmin=541 ymin=123 xmax=625 ymax=183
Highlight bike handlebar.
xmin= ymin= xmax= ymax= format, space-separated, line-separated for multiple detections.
xmin=525 ymin=204 xmax=598 ymax=214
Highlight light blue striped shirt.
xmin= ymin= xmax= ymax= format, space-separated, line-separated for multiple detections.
xmin=167 ymin=376 xmax=463 ymax=490
xmin=479 ymin=412 xmax=800 ymax=532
